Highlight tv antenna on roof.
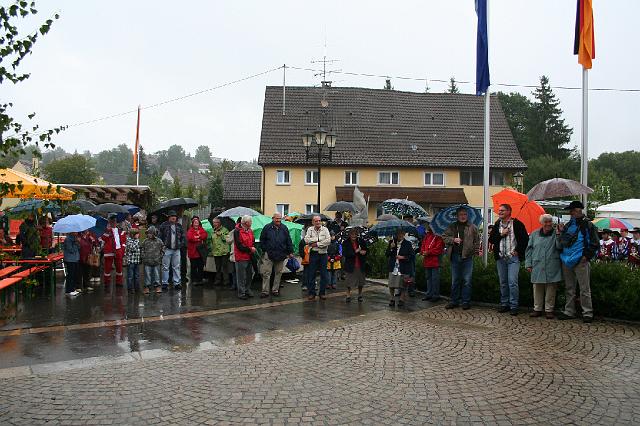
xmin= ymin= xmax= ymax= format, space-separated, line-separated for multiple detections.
xmin=311 ymin=33 xmax=340 ymax=98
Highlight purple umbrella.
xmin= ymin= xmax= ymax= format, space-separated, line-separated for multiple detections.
xmin=527 ymin=178 xmax=593 ymax=201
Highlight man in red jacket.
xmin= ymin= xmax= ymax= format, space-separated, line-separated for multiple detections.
xmin=233 ymin=215 xmax=256 ymax=300
xmin=100 ymin=214 xmax=127 ymax=286
xmin=420 ymin=223 xmax=445 ymax=302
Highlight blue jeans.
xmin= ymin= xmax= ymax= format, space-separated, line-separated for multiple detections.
xmin=329 ymin=270 xmax=337 ymax=286
xmin=162 ymin=248 xmax=181 ymax=287
xmin=127 ymin=263 xmax=140 ymax=290
xmin=497 ymin=256 xmax=520 ymax=310
xmin=144 ymin=265 xmax=160 ymax=288
xmin=450 ymin=252 xmax=473 ymax=305
xmin=307 ymin=252 xmax=329 ymax=296
xmin=425 ymin=267 xmax=440 ymax=299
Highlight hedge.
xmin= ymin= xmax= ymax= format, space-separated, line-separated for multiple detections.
xmin=365 ymin=240 xmax=640 ymax=321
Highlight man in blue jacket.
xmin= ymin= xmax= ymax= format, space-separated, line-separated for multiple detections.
xmin=259 ymin=213 xmax=294 ymax=297
xmin=557 ymin=201 xmax=599 ymax=323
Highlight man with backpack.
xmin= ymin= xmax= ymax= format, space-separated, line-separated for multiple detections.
xmin=557 ymin=201 xmax=599 ymax=323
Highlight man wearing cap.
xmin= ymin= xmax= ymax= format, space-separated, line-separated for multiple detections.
xmin=597 ymin=229 xmax=618 ymax=262
xmin=159 ymin=210 xmax=185 ymax=290
xmin=617 ymin=229 xmax=631 ymax=260
xmin=557 ymin=201 xmax=599 ymax=323
xmin=99 ymin=214 xmax=127 ymax=286
xmin=628 ymin=228 xmax=640 ymax=268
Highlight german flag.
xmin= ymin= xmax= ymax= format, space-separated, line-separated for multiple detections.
xmin=574 ymin=0 xmax=595 ymax=69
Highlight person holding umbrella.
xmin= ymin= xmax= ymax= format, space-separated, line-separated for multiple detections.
xmin=488 ymin=204 xmax=529 ymax=316
xmin=159 ymin=210 xmax=185 ymax=291
xmin=99 ymin=214 xmax=127 ymax=287
xmin=557 ymin=201 xmax=599 ymax=323
xmin=442 ymin=207 xmax=480 ymax=310
xmin=62 ymin=232 xmax=81 ymax=296
xmin=386 ymin=229 xmax=413 ymax=307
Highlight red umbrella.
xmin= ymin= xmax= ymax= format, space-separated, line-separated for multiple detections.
xmin=492 ymin=188 xmax=545 ymax=233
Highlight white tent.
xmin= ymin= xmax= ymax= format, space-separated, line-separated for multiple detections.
xmin=596 ymin=199 xmax=640 ymax=227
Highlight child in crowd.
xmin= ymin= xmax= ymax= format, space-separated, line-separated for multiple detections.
xmin=327 ymin=232 xmax=341 ymax=290
xmin=141 ymin=226 xmax=164 ymax=294
xmin=125 ymin=229 xmax=141 ymax=293
xmin=62 ymin=232 xmax=80 ymax=297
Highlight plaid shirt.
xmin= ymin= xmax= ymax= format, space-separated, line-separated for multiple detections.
xmin=125 ymin=238 xmax=141 ymax=264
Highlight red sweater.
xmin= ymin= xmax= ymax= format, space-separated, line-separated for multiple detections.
xmin=233 ymin=224 xmax=255 ymax=262
xmin=421 ymin=232 xmax=445 ymax=268
xmin=186 ymin=226 xmax=208 ymax=259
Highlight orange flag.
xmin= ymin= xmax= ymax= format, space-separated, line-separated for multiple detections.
xmin=574 ymin=0 xmax=595 ymax=69
xmin=133 ymin=106 xmax=141 ymax=172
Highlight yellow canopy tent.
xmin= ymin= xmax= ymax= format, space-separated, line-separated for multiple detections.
xmin=0 ymin=168 xmax=74 ymax=201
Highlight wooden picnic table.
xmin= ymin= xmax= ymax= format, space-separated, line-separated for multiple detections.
xmin=0 ymin=246 xmax=21 ymax=253
xmin=3 ymin=253 xmax=64 ymax=295
xmin=0 ymin=265 xmax=22 ymax=279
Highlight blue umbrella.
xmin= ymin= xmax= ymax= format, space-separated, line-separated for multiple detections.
xmin=53 ymin=214 xmax=97 ymax=233
xmin=10 ymin=199 xmax=60 ymax=215
xmin=370 ymin=219 xmax=418 ymax=237
xmin=88 ymin=215 xmax=108 ymax=237
xmin=430 ymin=204 xmax=482 ymax=235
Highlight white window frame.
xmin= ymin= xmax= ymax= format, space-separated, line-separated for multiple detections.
xmin=378 ymin=171 xmax=400 ymax=186
xmin=460 ymin=170 xmax=483 ymax=186
xmin=490 ymin=171 xmax=505 ymax=186
xmin=345 ymin=170 xmax=359 ymax=186
xmin=275 ymin=203 xmax=289 ymax=216
xmin=275 ymin=170 xmax=290 ymax=185
xmin=305 ymin=204 xmax=319 ymax=214
xmin=305 ymin=169 xmax=319 ymax=185
xmin=424 ymin=171 xmax=445 ymax=187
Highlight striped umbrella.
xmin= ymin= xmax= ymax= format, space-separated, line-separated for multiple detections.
xmin=592 ymin=217 xmax=634 ymax=230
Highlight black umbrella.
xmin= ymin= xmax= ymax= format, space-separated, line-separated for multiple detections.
xmin=91 ymin=203 xmax=130 ymax=214
xmin=324 ymin=201 xmax=357 ymax=212
xmin=336 ymin=226 xmax=378 ymax=245
xmin=71 ymin=199 xmax=96 ymax=213
xmin=294 ymin=213 xmax=331 ymax=224
xmin=157 ymin=197 xmax=198 ymax=211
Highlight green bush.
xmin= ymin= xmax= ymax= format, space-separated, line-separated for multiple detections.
xmin=367 ymin=243 xmax=640 ymax=321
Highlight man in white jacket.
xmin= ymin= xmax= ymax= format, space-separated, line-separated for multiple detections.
xmin=304 ymin=215 xmax=331 ymax=300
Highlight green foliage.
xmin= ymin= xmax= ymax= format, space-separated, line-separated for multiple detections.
xmin=171 ymin=176 xmax=182 ymax=198
xmin=185 ymin=182 xmax=195 ymax=198
xmin=1 ymin=1 xmax=63 ymax=196
xmin=194 ymin=145 xmax=212 ymax=164
xmin=523 ymin=153 xmax=580 ymax=191
xmin=43 ymin=153 xmax=98 ymax=184
xmin=94 ymin=144 xmax=133 ymax=178
xmin=208 ymin=174 xmax=223 ymax=208
xmin=447 ymin=77 xmax=459 ymax=94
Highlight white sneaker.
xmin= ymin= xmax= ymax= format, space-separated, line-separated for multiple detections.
xmin=66 ymin=291 xmax=79 ymax=297
xmin=75 ymin=288 xmax=82 ymax=293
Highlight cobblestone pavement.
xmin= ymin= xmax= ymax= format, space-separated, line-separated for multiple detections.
xmin=1 ymin=305 xmax=639 ymax=425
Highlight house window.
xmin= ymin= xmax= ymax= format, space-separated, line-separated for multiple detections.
xmin=275 ymin=204 xmax=289 ymax=216
xmin=460 ymin=170 xmax=483 ymax=186
xmin=345 ymin=171 xmax=359 ymax=186
xmin=378 ymin=171 xmax=399 ymax=185
xmin=424 ymin=172 xmax=445 ymax=186
xmin=305 ymin=204 xmax=319 ymax=214
xmin=305 ymin=170 xmax=319 ymax=185
xmin=490 ymin=171 xmax=505 ymax=186
xmin=276 ymin=170 xmax=290 ymax=185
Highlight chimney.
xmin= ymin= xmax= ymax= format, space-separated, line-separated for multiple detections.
xmin=32 ymin=157 xmax=39 ymax=174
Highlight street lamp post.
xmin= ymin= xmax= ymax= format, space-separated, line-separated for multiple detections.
xmin=513 ymin=171 xmax=524 ymax=193
xmin=302 ymin=128 xmax=336 ymax=213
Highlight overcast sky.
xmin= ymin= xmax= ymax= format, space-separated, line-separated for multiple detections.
xmin=5 ymin=0 xmax=639 ymax=162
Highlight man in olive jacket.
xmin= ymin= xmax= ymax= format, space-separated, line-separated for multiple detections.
xmin=489 ymin=203 xmax=529 ymax=315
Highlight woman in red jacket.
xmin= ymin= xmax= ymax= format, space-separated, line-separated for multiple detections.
xmin=420 ymin=223 xmax=445 ymax=302
xmin=186 ymin=216 xmax=209 ymax=285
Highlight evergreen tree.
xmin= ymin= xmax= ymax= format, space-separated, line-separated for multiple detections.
xmin=447 ymin=77 xmax=459 ymax=94
xmin=208 ymin=175 xmax=223 ymax=209
xmin=529 ymin=76 xmax=573 ymax=159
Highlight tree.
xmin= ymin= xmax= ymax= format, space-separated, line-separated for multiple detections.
xmin=194 ymin=145 xmax=212 ymax=164
xmin=529 ymin=76 xmax=573 ymax=159
xmin=208 ymin=175 xmax=223 ymax=208
xmin=447 ymin=77 xmax=459 ymax=94
xmin=523 ymin=154 xmax=580 ymax=192
xmin=497 ymin=92 xmax=536 ymax=161
xmin=171 ymin=176 xmax=183 ymax=198
xmin=43 ymin=154 xmax=98 ymax=184
xmin=185 ymin=182 xmax=195 ymax=198
xmin=1 ymin=2 xmax=62 ymax=194
xmin=138 ymin=145 xmax=150 ymax=177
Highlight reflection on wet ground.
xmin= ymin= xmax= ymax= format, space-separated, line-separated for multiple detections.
xmin=0 ymin=273 xmax=434 ymax=370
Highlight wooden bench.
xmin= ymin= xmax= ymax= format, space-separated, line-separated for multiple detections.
xmin=0 ymin=266 xmax=22 ymax=280
xmin=0 ymin=277 xmax=22 ymax=291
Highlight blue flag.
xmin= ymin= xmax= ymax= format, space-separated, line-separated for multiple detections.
xmin=475 ymin=0 xmax=490 ymax=95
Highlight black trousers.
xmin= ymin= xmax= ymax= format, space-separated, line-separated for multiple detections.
xmin=190 ymin=257 xmax=204 ymax=282
xmin=64 ymin=261 xmax=79 ymax=293
xmin=80 ymin=262 xmax=91 ymax=289
xmin=180 ymin=247 xmax=188 ymax=282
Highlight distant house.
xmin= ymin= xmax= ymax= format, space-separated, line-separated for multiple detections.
xmin=258 ymin=86 xmax=527 ymax=221
xmin=12 ymin=158 xmax=39 ymax=176
xmin=222 ymin=170 xmax=261 ymax=209
xmin=161 ymin=169 xmax=209 ymax=188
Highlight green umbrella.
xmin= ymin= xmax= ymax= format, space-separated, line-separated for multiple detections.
xmin=230 ymin=214 xmax=303 ymax=247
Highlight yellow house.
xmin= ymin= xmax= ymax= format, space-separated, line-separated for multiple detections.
xmin=258 ymin=86 xmax=526 ymax=222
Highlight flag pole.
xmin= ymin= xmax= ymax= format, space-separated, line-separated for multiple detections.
xmin=482 ymin=91 xmax=490 ymax=267
xmin=134 ymin=105 xmax=141 ymax=186
xmin=581 ymin=67 xmax=588 ymax=208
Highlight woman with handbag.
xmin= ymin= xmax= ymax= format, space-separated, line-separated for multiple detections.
xmin=386 ymin=230 xmax=413 ymax=307
xmin=186 ymin=216 xmax=209 ymax=285
xmin=79 ymin=230 xmax=99 ymax=291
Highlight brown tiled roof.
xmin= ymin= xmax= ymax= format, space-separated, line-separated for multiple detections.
xmin=258 ymin=86 xmax=526 ymax=169
xmin=223 ymin=170 xmax=261 ymax=201
xmin=335 ymin=186 xmax=467 ymax=206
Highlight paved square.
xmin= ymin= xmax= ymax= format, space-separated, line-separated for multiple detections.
xmin=0 ymin=305 xmax=638 ymax=425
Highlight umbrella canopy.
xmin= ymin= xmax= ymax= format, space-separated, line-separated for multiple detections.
xmin=380 ymin=198 xmax=427 ymax=218
xmin=492 ymin=188 xmax=546 ymax=233
xmin=218 ymin=206 xmax=261 ymax=218
xmin=336 ymin=226 xmax=378 ymax=245
xmin=53 ymin=214 xmax=97 ymax=233
xmin=376 ymin=213 xmax=398 ymax=222
xmin=122 ymin=204 xmax=141 ymax=214
xmin=91 ymin=203 xmax=130 ymax=214
xmin=230 ymin=215 xmax=303 ymax=247
xmin=324 ymin=201 xmax=357 ymax=212
xmin=430 ymin=204 xmax=483 ymax=235
xmin=71 ymin=199 xmax=96 ymax=213
xmin=88 ymin=215 xmax=108 ymax=237
xmin=0 ymin=168 xmax=75 ymax=200
xmin=156 ymin=197 xmax=198 ymax=212
xmin=9 ymin=199 xmax=60 ymax=215
xmin=370 ymin=219 xmax=418 ymax=237
xmin=592 ymin=217 xmax=634 ymax=231
xmin=294 ymin=213 xmax=331 ymax=224
xmin=527 ymin=178 xmax=593 ymax=201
